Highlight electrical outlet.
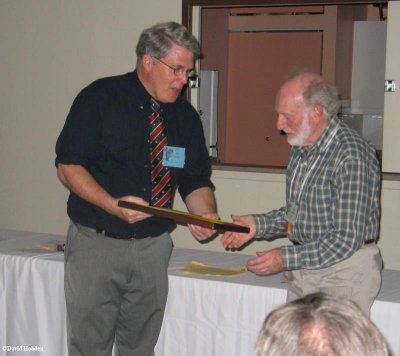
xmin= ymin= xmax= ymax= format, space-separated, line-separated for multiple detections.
xmin=385 ymin=80 xmax=396 ymax=92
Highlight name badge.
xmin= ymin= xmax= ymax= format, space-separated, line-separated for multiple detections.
xmin=163 ymin=146 xmax=185 ymax=168
xmin=285 ymin=200 xmax=298 ymax=224
xmin=285 ymin=200 xmax=298 ymax=236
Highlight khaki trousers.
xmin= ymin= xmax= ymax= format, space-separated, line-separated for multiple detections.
xmin=283 ymin=243 xmax=382 ymax=316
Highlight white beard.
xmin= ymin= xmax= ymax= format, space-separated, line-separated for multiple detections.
xmin=287 ymin=116 xmax=313 ymax=147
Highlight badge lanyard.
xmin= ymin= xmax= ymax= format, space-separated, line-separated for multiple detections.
xmin=285 ymin=126 xmax=338 ymax=236
xmin=286 ymin=156 xmax=320 ymax=235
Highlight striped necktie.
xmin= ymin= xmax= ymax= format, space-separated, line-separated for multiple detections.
xmin=149 ymin=98 xmax=172 ymax=207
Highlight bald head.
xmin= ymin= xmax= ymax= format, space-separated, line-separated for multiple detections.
xmin=281 ymin=71 xmax=340 ymax=119
xmin=298 ymin=320 xmax=335 ymax=356
xmin=275 ymin=71 xmax=340 ymax=147
xmin=279 ymin=72 xmax=323 ymax=99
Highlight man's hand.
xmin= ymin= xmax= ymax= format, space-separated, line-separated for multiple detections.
xmin=220 ymin=214 xmax=256 ymax=249
xmin=116 ymin=196 xmax=152 ymax=224
xmin=188 ymin=212 xmax=219 ymax=241
xmin=184 ymin=187 xmax=218 ymax=241
xmin=246 ymin=247 xmax=283 ymax=276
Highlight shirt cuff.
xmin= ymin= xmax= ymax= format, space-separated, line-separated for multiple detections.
xmin=281 ymin=244 xmax=303 ymax=270
xmin=55 ymin=154 xmax=90 ymax=168
xmin=253 ymin=214 xmax=271 ymax=238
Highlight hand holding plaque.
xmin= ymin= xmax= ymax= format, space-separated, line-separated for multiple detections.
xmin=118 ymin=200 xmax=250 ymax=233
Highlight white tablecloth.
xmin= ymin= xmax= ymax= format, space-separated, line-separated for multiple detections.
xmin=1 ymin=229 xmax=399 ymax=356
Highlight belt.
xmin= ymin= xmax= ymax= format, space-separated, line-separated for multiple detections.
xmin=95 ymin=228 xmax=137 ymax=240
xmin=292 ymin=240 xmax=375 ymax=246
xmin=364 ymin=240 xmax=375 ymax=245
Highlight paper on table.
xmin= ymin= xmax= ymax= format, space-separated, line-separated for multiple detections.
xmin=21 ymin=241 xmax=65 ymax=253
xmin=179 ymin=260 xmax=247 ymax=276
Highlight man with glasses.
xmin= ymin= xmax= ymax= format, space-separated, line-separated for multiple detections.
xmin=56 ymin=22 xmax=218 ymax=356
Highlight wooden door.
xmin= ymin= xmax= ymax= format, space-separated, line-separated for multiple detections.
xmin=224 ymin=31 xmax=322 ymax=167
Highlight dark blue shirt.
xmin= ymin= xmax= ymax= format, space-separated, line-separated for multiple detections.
xmin=55 ymin=71 xmax=213 ymax=237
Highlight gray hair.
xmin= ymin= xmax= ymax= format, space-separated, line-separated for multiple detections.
xmin=255 ymin=292 xmax=390 ymax=356
xmin=135 ymin=22 xmax=201 ymax=66
xmin=287 ymin=70 xmax=341 ymax=119
xmin=303 ymin=79 xmax=341 ymax=119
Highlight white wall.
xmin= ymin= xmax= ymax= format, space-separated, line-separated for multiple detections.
xmin=382 ymin=1 xmax=400 ymax=172
xmin=1 ymin=1 xmax=399 ymax=270
xmin=0 ymin=0 xmax=181 ymax=234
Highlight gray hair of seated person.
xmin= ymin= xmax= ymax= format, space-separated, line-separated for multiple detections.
xmin=255 ymin=292 xmax=390 ymax=356
xmin=135 ymin=21 xmax=202 ymax=66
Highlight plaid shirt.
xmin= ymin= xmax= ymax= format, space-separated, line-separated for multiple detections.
xmin=254 ymin=116 xmax=381 ymax=270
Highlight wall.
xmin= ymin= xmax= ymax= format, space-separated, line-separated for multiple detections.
xmin=382 ymin=1 xmax=400 ymax=173
xmin=0 ymin=1 xmax=399 ymax=270
xmin=0 ymin=0 xmax=180 ymax=234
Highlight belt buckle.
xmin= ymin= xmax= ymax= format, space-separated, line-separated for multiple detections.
xmin=96 ymin=228 xmax=136 ymax=240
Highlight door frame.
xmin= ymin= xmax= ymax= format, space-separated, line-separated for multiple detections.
xmin=182 ymin=0 xmax=389 ymax=31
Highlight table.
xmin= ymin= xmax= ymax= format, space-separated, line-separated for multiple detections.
xmin=1 ymin=229 xmax=399 ymax=356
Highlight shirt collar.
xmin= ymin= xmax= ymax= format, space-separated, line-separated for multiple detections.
xmin=130 ymin=70 xmax=173 ymax=115
xmin=314 ymin=115 xmax=340 ymax=152
xmin=130 ymin=70 xmax=152 ymax=110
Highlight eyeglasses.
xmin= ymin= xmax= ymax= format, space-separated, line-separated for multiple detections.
xmin=152 ymin=56 xmax=196 ymax=78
